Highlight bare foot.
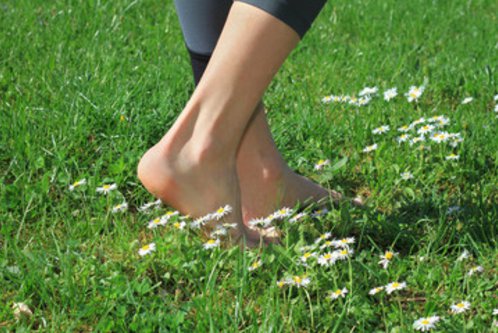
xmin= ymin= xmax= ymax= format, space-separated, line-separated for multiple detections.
xmin=137 ymin=139 xmax=267 ymax=248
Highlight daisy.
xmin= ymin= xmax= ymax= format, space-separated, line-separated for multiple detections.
xmin=372 ymin=125 xmax=390 ymax=135
xmin=369 ymin=286 xmax=384 ymax=295
xmin=211 ymin=205 xmax=232 ymax=220
xmin=456 ymin=249 xmax=471 ymax=261
xmin=461 ymin=97 xmax=473 ymax=104
xmin=300 ymin=251 xmax=316 ymax=263
xmin=321 ymin=95 xmax=335 ymax=103
xmin=289 ymin=212 xmax=307 ymax=223
xmin=276 ymin=280 xmax=287 ymax=288
xmin=339 ymin=95 xmax=350 ymax=103
xmin=248 ymin=217 xmax=271 ymax=228
xmin=329 ymin=287 xmax=348 ymax=300
xmin=173 ymin=221 xmax=186 ymax=230
xmin=162 ymin=210 xmax=179 ymax=220
xmin=413 ymin=316 xmax=440 ymax=331
xmin=385 ymin=281 xmax=407 ymax=294
xmin=318 ymin=252 xmax=336 ymax=266
xmin=210 ymin=225 xmax=228 ymax=238
xmin=333 ymin=248 xmax=353 ymax=261
xmin=273 ymin=207 xmax=293 ymax=219
xmin=467 ymin=265 xmax=484 ymax=276
xmin=430 ymin=132 xmax=450 ymax=143
xmin=494 ymin=94 xmax=498 ymax=101
xmin=314 ymin=159 xmax=330 ymax=170
xmin=383 ymin=88 xmax=398 ymax=101
xmin=359 ymin=86 xmax=378 ymax=96
xmin=311 ymin=208 xmax=329 ymax=218
xmin=397 ymin=125 xmax=412 ymax=132
xmin=289 ymin=275 xmax=311 ymax=288
xmin=445 ymin=153 xmax=460 ymax=161
xmin=348 ymin=96 xmax=359 ymax=105
xmin=363 ymin=143 xmax=378 ymax=153
xmin=203 ymin=238 xmax=221 ymax=250
xmin=397 ymin=134 xmax=411 ymax=143
xmin=493 ymin=309 xmax=498 ymax=315
xmin=409 ymin=135 xmax=425 ymax=145
xmin=138 ymin=243 xmax=156 ymax=256
xmin=495 ymin=104 xmax=498 ymax=112
xmin=411 ymin=117 xmax=426 ymax=127
xmin=406 ymin=85 xmax=425 ymax=102
xmin=111 ymin=202 xmax=128 ymax=213
xmin=190 ymin=215 xmax=210 ymax=229
xmin=314 ymin=232 xmax=332 ymax=244
xmin=138 ymin=199 xmax=162 ymax=212
xmin=400 ymin=171 xmax=414 ymax=180
xmin=436 ymin=117 xmax=450 ymax=127
xmin=379 ymin=250 xmax=398 ymax=269
xmin=147 ymin=216 xmax=167 ymax=229
xmin=450 ymin=301 xmax=470 ymax=314
xmin=357 ymin=96 xmax=372 ymax=106
xmin=69 ymin=179 xmax=86 ymax=191
xmin=248 ymin=260 xmax=262 ymax=272
xmin=319 ymin=240 xmax=334 ymax=250
xmin=449 ymin=137 xmax=464 ymax=148
xmin=417 ymin=124 xmax=435 ymax=135
xmin=332 ymin=237 xmax=355 ymax=248
xmin=96 ymin=183 xmax=117 ymax=194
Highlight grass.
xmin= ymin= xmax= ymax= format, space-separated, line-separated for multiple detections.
xmin=1 ymin=0 xmax=497 ymax=331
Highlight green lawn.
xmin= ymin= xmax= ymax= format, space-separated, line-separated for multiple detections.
xmin=1 ymin=0 xmax=497 ymax=332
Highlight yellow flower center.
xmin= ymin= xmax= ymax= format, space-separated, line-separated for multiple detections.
xmin=324 ymin=253 xmax=332 ymax=259
xmin=391 ymin=282 xmax=400 ymax=288
xmin=207 ymin=239 xmax=216 ymax=245
xmin=216 ymin=207 xmax=225 ymax=214
xmin=303 ymin=252 xmax=312 ymax=258
xmin=340 ymin=249 xmax=348 ymax=255
xmin=120 ymin=114 xmax=125 ymax=122
xmin=421 ymin=319 xmax=430 ymax=325
xmin=293 ymin=276 xmax=302 ymax=284
xmin=334 ymin=289 xmax=342 ymax=295
xmin=251 ymin=262 xmax=259 ymax=269
xmin=174 ymin=222 xmax=180 ymax=228
xmin=142 ymin=245 xmax=149 ymax=251
xmin=103 ymin=185 xmax=110 ymax=190
xmin=457 ymin=303 xmax=465 ymax=308
xmin=385 ymin=252 xmax=393 ymax=260
xmin=277 ymin=281 xmax=285 ymax=288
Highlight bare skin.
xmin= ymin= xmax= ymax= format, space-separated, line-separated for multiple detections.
xmin=138 ymin=2 xmax=300 ymax=246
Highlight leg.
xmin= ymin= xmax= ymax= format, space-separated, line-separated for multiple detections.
xmin=138 ymin=2 xmax=300 ymax=245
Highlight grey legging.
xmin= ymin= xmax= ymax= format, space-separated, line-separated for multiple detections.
xmin=174 ymin=0 xmax=327 ymax=85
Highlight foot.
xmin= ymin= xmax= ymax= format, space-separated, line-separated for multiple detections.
xmin=137 ymin=138 xmax=267 ymax=248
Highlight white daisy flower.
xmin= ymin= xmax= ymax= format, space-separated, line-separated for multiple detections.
xmin=359 ymin=86 xmax=378 ymax=97
xmin=450 ymin=301 xmax=470 ymax=314
xmin=138 ymin=243 xmax=156 ymax=256
xmin=379 ymin=250 xmax=398 ymax=269
xmin=314 ymin=159 xmax=330 ymax=170
xmin=96 ymin=183 xmax=117 ymax=194
xmin=300 ymin=251 xmax=316 ymax=263
xmin=311 ymin=208 xmax=329 ymax=218
xmin=210 ymin=205 xmax=232 ymax=220
xmin=456 ymin=249 xmax=471 ymax=261
xmin=248 ymin=217 xmax=272 ymax=228
xmin=161 ymin=210 xmax=179 ymax=220
xmin=329 ymin=287 xmax=348 ymax=300
xmin=385 ymin=281 xmax=407 ymax=294
xmin=357 ymin=96 xmax=372 ymax=106
xmin=363 ymin=143 xmax=378 ymax=153
xmin=318 ymin=252 xmax=336 ymax=266
xmin=69 ymin=179 xmax=86 ymax=191
xmin=190 ymin=215 xmax=210 ymax=229
xmin=445 ymin=153 xmax=460 ymax=161
xmin=411 ymin=117 xmax=426 ymax=127
xmin=321 ymin=95 xmax=335 ymax=103
xmin=333 ymin=248 xmax=353 ymax=261
xmin=147 ymin=216 xmax=167 ymax=229
xmin=449 ymin=137 xmax=464 ymax=148
xmin=203 ymin=238 xmax=221 ymax=250
xmin=372 ymin=125 xmax=390 ymax=135
xmin=400 ymin=171 xmax=414 ymax=180
xmin=413 ymin=316 xmax=440 ymax=332
xmin=417 ymin=124 xmax=435 ymax=135
xmin=397 ymin=125 xmax=412 ymax=132
xmin=339 ymin=95 xmax=350 ymax=103
xmin=172 ymin=221 xmax=186 ymax=230
xmin=467 ymin=265 xmax=484 ymax=276
xmin=276 ymin=279 xmax=287 ymax=288
xmin=409 ymin=135 xmax=425 ymax=145
xmin=494 ymin=104 xmax=498 ymax=112
xmin=289 ymin=212 xmax=307 ymax=223
xmin=138 ymin=199 xmax=162 ymax=212
xmin=436 ymin=117 xmax=450 ymax=127
xmin=210 ymin=225 xmax=228 ymax=238
xmin=319 ymin=240 xmax=334 ymax=250
xmin=384 ymin=88 xmax=398 ymax=101
xmin=493 ymin=309 xmax=498 ymax=315
xmin=461 ymin=97 xmax=473 ymax=104
xmin=430 ymin=131 xmax=450 ymax=143
xmin=314 ymin=232 xmax=332 ymax=244
xmin=369 ymin=286 xmax=384 ymax=295
xmin=397 ymin=134 xmax=411 ymax=143
xmin=406 ymin=85 xmax=425 ymax=102
xmin=332 ymin=237 xmax=355 ymax=248
xmin=273 ymin=207 xmax=293 ymax=220
xmin=289 ymin=275 xmax=311 ymax=288
xmin=248 ymin=260 xmax=262 ymax=272
xmin=112 ymin=202 xmax=128 ymax=213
